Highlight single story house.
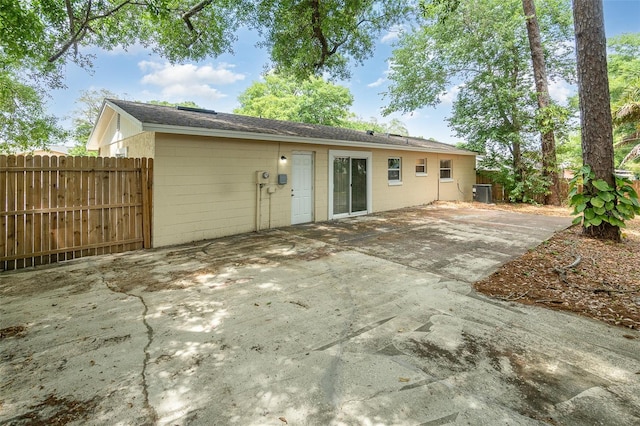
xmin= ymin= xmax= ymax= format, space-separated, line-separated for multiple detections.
xmin=88 ymin=99 xmax=476 ymax=247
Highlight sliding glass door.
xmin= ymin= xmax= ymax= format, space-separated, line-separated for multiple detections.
xmin=330 ymin=151 xmax=371 ymax=218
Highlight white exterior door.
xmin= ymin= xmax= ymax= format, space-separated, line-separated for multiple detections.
xmin=291 ymin=153 xmax=314 ymax=224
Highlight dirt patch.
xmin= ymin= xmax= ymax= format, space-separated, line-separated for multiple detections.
xmin=0 ymin=268 xmax=94 ymax=297
xmin=0 ymin=325 xmax=27 ymax=339
xmin=96 ymin=235 xmax=344 ymax=293
xmin=7 ymin=394 xmax=99 ymax=425
xmin=470 ymin=202 xmax=640 ymax=330
xmin=403 ymin=326 xmax=611 ymax=423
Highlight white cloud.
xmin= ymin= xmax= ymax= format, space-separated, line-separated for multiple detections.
xmin=548 ymin=79 xmax=573 ymax=104
xmin=138 ymin=61 xmax=246 ymax=101
xmin=367 ymin=78 xmax=386 ymax=88
xmin=105 ymin=43 xmax=148 ymax=56
xmin=381 ymin=25 xmax=405 ymax=44
xmin=367 ymin=60 xmax=394 ymax=88
xmin=440 ymin=84 xmax=463 ymax=105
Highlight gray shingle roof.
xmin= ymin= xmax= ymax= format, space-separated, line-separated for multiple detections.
xmin=107 ymin=99 xmax=474 ymax=155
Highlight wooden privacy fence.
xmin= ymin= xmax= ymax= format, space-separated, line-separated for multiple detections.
xmin=1 ymin=155 xmax=153 ymax=271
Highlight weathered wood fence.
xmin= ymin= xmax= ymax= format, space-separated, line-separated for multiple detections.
xmin=1 ymin=155 xmax=153 ymax=271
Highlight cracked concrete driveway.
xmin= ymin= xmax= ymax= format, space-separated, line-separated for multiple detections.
xmin=1 ymin=204 xmax=639 ymax=425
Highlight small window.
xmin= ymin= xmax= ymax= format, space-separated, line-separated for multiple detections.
xmin=416 ymin=158 xmax=427 ymax=175
xmin=388 ymin=157 xmax=402 ymax=183
xmin=440 ymin=159 xmax=452 ymax=180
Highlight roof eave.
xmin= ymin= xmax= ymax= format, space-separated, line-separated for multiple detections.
xmin=142 ymin=123 xmax=476 ymax=156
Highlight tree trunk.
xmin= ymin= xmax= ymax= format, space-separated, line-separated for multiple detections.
xmin=512 ymin=140 xmax=525 ymax=202
xmin=573 ymin=0 xmax=620 ymax=241
xmin=522 ymin=0 xmax=560 ymax=206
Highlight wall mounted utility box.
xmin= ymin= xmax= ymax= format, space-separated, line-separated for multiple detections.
xmin=473 ymin=184 xmax=492 ymax=203
xmin=278 ymin=174 xmax=288 ymax=185
xmin=256 ymin=171 xmax=270 ymax=184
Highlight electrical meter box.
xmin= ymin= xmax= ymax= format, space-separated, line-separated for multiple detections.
xmin=256 ymin=171 xmax=270 ymax=184
xmin=278 ymin=174 xmax=287 ymax=185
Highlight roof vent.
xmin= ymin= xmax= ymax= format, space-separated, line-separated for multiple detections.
xmin=176 ymin=106 xmax=217 ymax=115
xmin=366 ymin=130 xmax=374 ymax=136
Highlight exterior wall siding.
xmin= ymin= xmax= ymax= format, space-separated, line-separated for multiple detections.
xmin=154 ymin=135 xmax=296 ymax=246
xmin=371 ymin=151 xmax=440 ymax=212
xmin=151 ymin=134 xmax=474 ymax=247
xmin=436 ymin=154 xmax=475 ymax=202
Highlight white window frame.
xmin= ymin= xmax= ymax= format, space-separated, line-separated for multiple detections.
xmin=415 ymin=158 xmax=427 ymax=176
xmin=388 ymin=157 xmax=402 ymax=185
xmin=440 ymin=159 xmax=453 ymax=181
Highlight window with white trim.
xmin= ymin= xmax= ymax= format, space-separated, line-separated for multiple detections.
xmin=439 ymin=159 xmax=453 ymax=180
xmin=415 ymin=158 xmax=427 ymax=175
xmin=388 ymin=157 xmax=402 ymax=184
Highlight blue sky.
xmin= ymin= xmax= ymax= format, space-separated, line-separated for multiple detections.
xmin=49 ymin=0 xmax=640 ymax=145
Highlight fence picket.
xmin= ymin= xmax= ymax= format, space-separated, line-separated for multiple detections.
xmin=42 ymin=156 xmax=51 ymax=266
xmin=0 ymin=156 xmax=7 ymax=268
xmin=24 ymin=156 xmax=34 ymax=267
xmin=1 ymin=155 xmax=152 ymax=271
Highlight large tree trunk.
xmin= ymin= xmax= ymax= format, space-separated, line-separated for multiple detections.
xmin=573 ymin=0 xmax=620 ymax=241
xmin=523 ymin=0 xmax=560 ymax=205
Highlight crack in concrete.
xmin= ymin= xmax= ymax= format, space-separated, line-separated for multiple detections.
xmin=313 ymin=316 xmax=397 ymax=352
xmin=101 ymin=276 xmax=159 ymax=424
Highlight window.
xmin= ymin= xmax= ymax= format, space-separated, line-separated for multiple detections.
xmin=415 ymin=158 xmax=427 ymax=175
xmin=440 ymin=159 xmax=452 ymax=180
xmin=388 ymin=157 xmax=402 ymax=184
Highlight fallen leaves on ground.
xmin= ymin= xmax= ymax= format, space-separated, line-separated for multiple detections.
xmin=470 ymin=202 xmax=640 ymax=330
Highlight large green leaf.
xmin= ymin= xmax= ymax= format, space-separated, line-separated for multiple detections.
xmin=570 ymin=193 xmax=588 ymax=205
xmin=609 ymin=217 xmax=626 ymax=228
xmin=599 ymin=191 xmax=615 ymax=202
xmin=590 ymin=197 xmax=605 ymax=208
xmin=592 ymin=179 xmax=611 ymax=191
xmin=618 ymin=197 xmax=633 ymax=205
xmin=617 ymin=203 xmax=630 ymax=215
xmin=584 ymin=208 xmax=596 ymax=220
xmin=586 ymin=216 xmax=603 ymax=227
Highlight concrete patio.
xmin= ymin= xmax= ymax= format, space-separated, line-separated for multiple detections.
xmin=1 ymin=204 xmax=639 ymax=425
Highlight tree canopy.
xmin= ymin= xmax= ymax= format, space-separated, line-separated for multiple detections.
xmin=0 ymin=1 xmax=410 ymax=152
xmin=0 ymin=69 xmax=66 ymax=154
xmin=234 ymin=74 xmax=354 ymax=127
xmin=384 ymin=0 xmax=575 ymax=202
xmin=234 ymin=73 xmax=408 ymax=134
xmin=253 ymin=0 xmax=410 ymax=80
xmin=608 ymin=33 xmax=640 ymax=174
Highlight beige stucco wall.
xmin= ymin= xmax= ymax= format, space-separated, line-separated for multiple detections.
xmin=121 ymin=132 xmax=155 ymax=158
xmin=152 ymin=133 xmax=474 ymax=247
xmin=436 ymin=154 xmax=476 ymax=202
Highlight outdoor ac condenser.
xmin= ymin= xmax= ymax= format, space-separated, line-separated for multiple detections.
xmin=473 ymin=184 xmax=492 ymax=203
